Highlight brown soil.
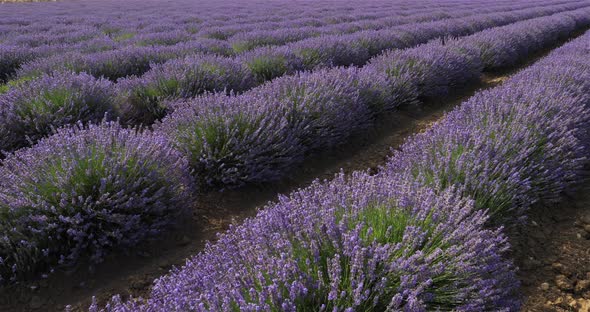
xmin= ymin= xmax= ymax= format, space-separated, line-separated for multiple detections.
xmin=0 ymin=31 xmax=586 ymax=312
xmin=515 ymin=173 xmax=590 ymax=312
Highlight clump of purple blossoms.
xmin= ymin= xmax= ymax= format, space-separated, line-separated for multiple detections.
xmin=0 ymin=71 xmax=119 ymax=153
xmin=117 ymin=54 xmax=257 ymax=125
xmin=385 ymin=33 xmax=590 ymax=222
xmin=155 ymin=92 xmax=305 ymax=188
xmin=0 ymin=122 xmax=193 ymax=282
xmin=368 ymin=42 xmax=483 ymax=99
xmin=156 ymin=66 xmax=392 ymax=187
xmin=16 ymin=47 xmax=180 ymax=82
xmin=0 ymin=45 xmax=38 ymax=83
xmin=95 ymin=174 xmax=518 ymax=311
xmin=239 ymin=46 xmax=303 ymax=83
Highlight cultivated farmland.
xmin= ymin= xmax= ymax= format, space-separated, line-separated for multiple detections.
xmin=1 ymin=0 xmax=590 ymax=311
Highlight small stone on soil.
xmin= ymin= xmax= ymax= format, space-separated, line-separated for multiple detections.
xmin=177 ymin=235 xmax=191 ymax=246
xmin=555 ymin=274 xmax=574 ymax=291
xmin=552 ymin=262 xmax=572 ymax=276
xmin=576 ymin=280 xmax=590 ymax=293
xmin=541 ymin=282 xmax=550 ymax=291
xmin=29 ymin=296 xmax=44 ymax=309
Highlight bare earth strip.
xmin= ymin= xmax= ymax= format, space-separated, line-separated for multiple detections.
xmin=516 ymin=170 xmax=590 ymax=312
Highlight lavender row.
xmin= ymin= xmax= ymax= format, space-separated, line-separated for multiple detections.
xmin=0 ymin=0 xmax=525 ymax=81
xmin=0 ymin=3 xmax=584 ymax=156
xmin=156 ymin=8 xmax=590 ymax=188
xmin=0 ymin=0 xmax=554 ymax=49
xmin=95 ymin=3 xmax=590 ymax=127
xmin=94 ymin=25 xmax=590 ymax=312
xmin=7 ymin=0 xmax=577 ymax=84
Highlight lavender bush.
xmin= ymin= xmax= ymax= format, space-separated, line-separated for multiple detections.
xmin=117 ymin=54 xmax=256 ymax=125
xmin=157 ymin=67 xmax=391 ymax=186
xmin=0 ymin=71 xmax=118 ymax=153
xmin=368 ymin=42 xmax=483 ymax=99
xmin=386 ymin=34 xmax=590 ymax=222
xmin=239 ymin=47 xmax=303 ymax=83
xmin=0 ymin=122 xmax=193 ymax=282
xmin=17 ymin=47 xmax=181 ymax=82
xmin=0 ymin=46 xmax=37 ymax=83
xmin=155 ymin=92 xmax=304 ymax=187
xmin=97 ymin=174 xmax=518 ymax=311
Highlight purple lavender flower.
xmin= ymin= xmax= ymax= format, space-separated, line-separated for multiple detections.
xmin=0 ymin=71 xmax=118 ymax=153
xmin=0 ymin=45 xmax=37 ymax=83
xmin=0 ymin=122 xmax=193 ymax=282
xmin=96 ymin=174 xmax=518 ymax=311
xmin=117 ymin=54 xmax=256 ymax=125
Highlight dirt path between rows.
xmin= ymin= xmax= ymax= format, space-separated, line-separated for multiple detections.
xmin=515 ymin=169 xmax=590 ymax=312
xmin=0 ymin=32 xmax=586 ymax=311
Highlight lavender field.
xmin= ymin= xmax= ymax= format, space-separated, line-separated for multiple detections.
xmin=1 ymin=0 xmax=590 ymax=311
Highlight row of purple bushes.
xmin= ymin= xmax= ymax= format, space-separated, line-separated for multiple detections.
xmin=1 ymin=0 xmax=581 ymax=82
xmin=15 ymin=0 xmax=588 ymax=83
xmin=1 ymin=6 xmax=588 ymax=155
xmin=93 ymin=27 xmax=590 ymax=312
xmin=159 ymin=8 xmax=590 ymax=187
xmin=0 ymin=4 xmax=588 ymax=286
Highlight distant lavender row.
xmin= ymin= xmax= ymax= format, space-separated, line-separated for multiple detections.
xmin=0 ymin=0 xmax=564 ymax=49
xmin=0 ymin=0 xmax=467 ymax=36
xmin=0 ymin=3 xmax=584 ymax=156
xmin=0 ymin=1 xmax=525 ymax=49
xmin=156 ymin=8 xmax=590 ymax=188
xmin=95 ymin=26 xmax=590 ymax=312
xmin=99 ymin=2 xmax=590 ymax=126
xmin=0 ymin=0 xmax=526 ymax=81
xmin=9 ymin=0 xmax=582 ymax=83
